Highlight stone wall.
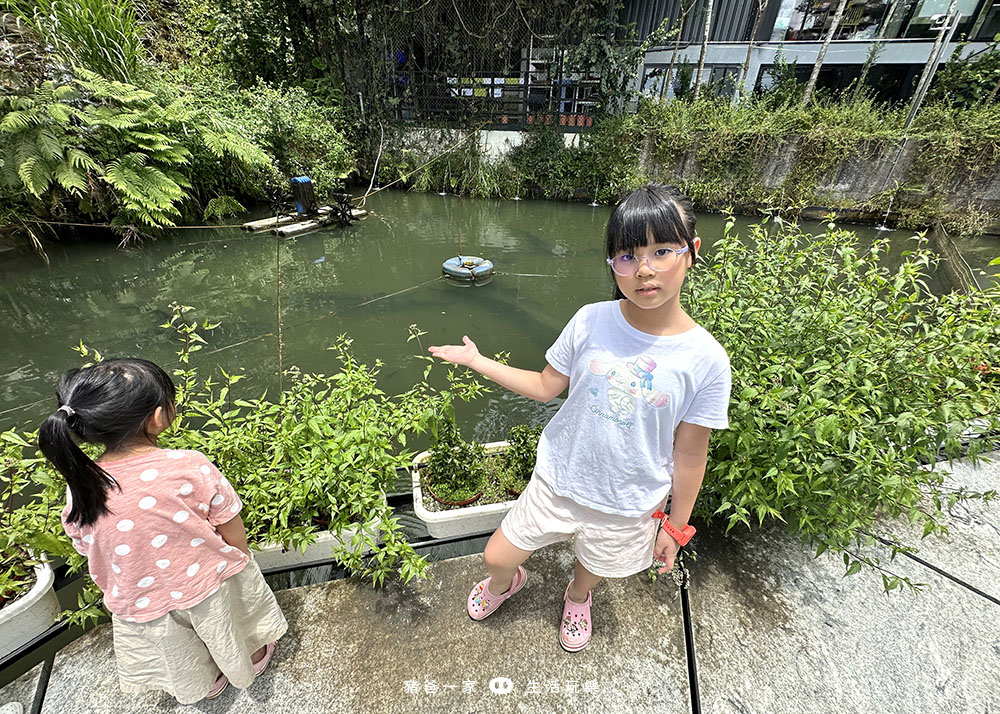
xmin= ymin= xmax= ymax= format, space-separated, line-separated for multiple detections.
xmin=640 ymin=134 xmax=1000 ymax=216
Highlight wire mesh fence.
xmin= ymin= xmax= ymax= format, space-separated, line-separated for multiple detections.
xmin=369 ymin=1 xmax=607 ymax=128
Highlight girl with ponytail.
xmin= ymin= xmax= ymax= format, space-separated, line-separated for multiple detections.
xmin=38 ymin=359 xmax=286 ymax=703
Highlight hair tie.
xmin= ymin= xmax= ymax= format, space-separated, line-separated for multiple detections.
xmin=58 ymin=405 xmax=75 ymax=417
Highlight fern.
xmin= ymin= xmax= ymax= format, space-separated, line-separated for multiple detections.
xmin=17 ymin=156 xmax=52 ymax=196
xmin=203 ymin=195 xmax=246 ymax=220
xmin=45 ymin=102 xmax=76 ymax=124
xmin=53 ymin=158 xmax=87 ymax=194
xmin=66 ymin=148 xmax=99 ymax=171
xmin=36 ymin=127 xmax=64 ymax=160
xmin=201 ymin=130 xmax=270 ymax=166
xmin=0 ymin=111 xmax=33 ymax=133
xmin=1 ymin=70 xmax=274 ymax=229
xmin=75 ymin=69 xmax=153 ymax=103
xmin=104 ymin=153 xmax=184 ymax=227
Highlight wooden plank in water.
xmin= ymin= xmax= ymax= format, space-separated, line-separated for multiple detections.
xmin=242 ymin=214 xmax=297 ymax=231
xmin=268 ymin=206 xmax=367 ymax=236
xmin=273 ymin=220 xmax=323 ymax=237
xmin=245 ymin=204 xmax=365 ymax=232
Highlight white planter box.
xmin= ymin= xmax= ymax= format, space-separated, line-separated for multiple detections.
xmin=412 ymin=441 xmax=519 ymax=539
xmin=252 ymin=520 xmax=380 ymax=571
xmin=0 ymin=560 xmax=60 ymax=659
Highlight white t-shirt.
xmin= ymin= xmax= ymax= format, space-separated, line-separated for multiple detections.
xmin=535 ymin=300 xmax=731 ymax=517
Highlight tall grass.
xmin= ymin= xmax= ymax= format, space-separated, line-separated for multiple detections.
xmin=7 ymin=0 xmax=146 ymax=82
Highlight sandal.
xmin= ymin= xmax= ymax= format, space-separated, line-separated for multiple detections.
xmin=252 ymin=642 xmax=276 ymax=677
xmin=467 ymin=566 xmax=527 ymax=621
xmin=205 ymin=672 xmax=229 ymax=699
xmin=560 ymin=580 xmax=592 ymax=652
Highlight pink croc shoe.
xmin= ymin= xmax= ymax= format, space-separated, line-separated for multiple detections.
xmin=205 ymin=672 xmax=229 ymax=699
xmin=560 ymin=580 xmax=592 ymax=652
xmin=252 ymin=642 xmax=276 ymax=677
xmin=467 ymin=566 xmax=527 ymax=621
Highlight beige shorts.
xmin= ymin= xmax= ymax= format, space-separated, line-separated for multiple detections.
xmin=500 ymin=475 xmax=660 ymax=578
xmin=112 ymin=559 xmax=288 ymax=704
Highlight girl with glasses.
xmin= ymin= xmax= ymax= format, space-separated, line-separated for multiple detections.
xmin=428 ymin=183 xmax=731 ymax=652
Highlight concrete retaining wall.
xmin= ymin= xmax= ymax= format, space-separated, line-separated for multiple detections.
xmin=402 ymin=127 xmax=1000 ymax=218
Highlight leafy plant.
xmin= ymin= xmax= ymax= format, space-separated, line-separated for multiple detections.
xmin=687 ymin=216 xmax=1000 ymax=591
xmin=0 ymin=70 xmax=270 ymax=230
xmin=500 ymin=424 xmax=541 ymax=495
xmin=203 ymin=195 xmax=246 ymax=221
xmin=0 ymin=432 xmax=45 ymax=609
xmin=0 ymin=429 xmax=102 ymax=622
xmin=5 ymin=0 xmax=148 ymax=82
xmin=159 ymin=305 xmax=449 ymax=587
xmin=506 ymin=125 xmax=575 ymax=200
xmin=423 ymin=416 xmax=486 ymax=504
xmin=173 ymin=74 xmax=355 ymax=204
xmin=929 ymin=38 xmax=1000 ymax=108
xmin=0 ymin=305 xmax=494 ymax=624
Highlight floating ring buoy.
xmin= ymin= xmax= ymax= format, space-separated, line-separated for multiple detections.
xmin=442 ymin=255 xmax=494 ymax=280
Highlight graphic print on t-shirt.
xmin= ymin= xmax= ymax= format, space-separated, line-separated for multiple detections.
xmin=587 ymin=354 xmax=671 ymax=418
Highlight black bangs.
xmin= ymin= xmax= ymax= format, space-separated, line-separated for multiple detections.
xmin=605 ymin=183 xmax=697 ymax=259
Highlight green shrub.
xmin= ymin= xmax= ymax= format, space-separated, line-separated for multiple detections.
xmin=0 ymin=305 xmax=491 ymax=624
xmin=688 ymin=216 xmax=1000 ymax=589
xmin=506 ymin=124 xmax=575 ymax=200
xmin=0 ymin=430 xmax=58 ymax=609
xmin=928 ymin=39 xmax=1000 ymax=109
xmin=500 ymin=424 xmax=541 ymax=495
xmin=165 ymin=73 xmax=356 ymax=204
xmin=0 ymin=430 xmax=103 ymax=623
xmin=423 ymin=417 xmax=486 ymax=503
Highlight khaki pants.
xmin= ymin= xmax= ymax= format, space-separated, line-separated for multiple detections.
xmin=112 ymin=560 xmax=288 ymax=704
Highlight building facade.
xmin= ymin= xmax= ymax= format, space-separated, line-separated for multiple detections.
xmin=626 ymin=0 xmax=998 ymax=101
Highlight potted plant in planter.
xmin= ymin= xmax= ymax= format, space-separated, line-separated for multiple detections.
xmin=411 ymin=422 xmax=543 ymax=539
xmin=422 ymin=417 xmax=487 ymax=506
xmin=0 ymin=430 xmax=62 ymax=660
xmin=0 ymin=545 xmax=59 ymax=661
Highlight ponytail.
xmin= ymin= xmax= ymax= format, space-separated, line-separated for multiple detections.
xmin=37 ymin=359 xmax=176 ymax=527
xmin=38 ymin=407 xmax=118 ymax=527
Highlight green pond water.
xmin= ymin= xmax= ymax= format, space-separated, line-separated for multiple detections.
xmin=1 ymin=191 xmax=996 ymax=439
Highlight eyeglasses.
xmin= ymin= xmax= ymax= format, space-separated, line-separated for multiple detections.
xmin=606 ymin=245 xmax=689 ymax=276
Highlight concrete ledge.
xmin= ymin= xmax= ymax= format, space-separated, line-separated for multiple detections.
xmin=35 ymin=541 xmax=688 ymax=713
xmin=689 ymin=522 xmax=1000 ymax=711
xmin=0 ymin=663 xmax=43 ymax=712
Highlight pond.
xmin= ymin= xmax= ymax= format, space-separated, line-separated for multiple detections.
xmin=1 ymin=191 xmax=996 ymax=438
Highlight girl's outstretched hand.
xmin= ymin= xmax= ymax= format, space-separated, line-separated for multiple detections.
xmin=428 ymin=335 xmax=481 ymax=367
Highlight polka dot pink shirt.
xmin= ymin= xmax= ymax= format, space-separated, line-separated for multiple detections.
xmin=62 ymin=448 xmax=250 ymax=623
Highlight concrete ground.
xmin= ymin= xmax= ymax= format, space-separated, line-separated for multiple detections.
xmin=3 ymin=451 xmax=999 ymax=713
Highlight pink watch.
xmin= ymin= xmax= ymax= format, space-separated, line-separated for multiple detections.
xmin=652 ymin=510 xmax=696 ymax=546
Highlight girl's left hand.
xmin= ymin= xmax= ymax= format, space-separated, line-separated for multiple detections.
xmin=653 ymin=529 xmax=680 ymax=573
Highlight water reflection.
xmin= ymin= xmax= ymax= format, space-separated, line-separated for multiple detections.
xmin=1 ymin=191 xmax=989 ymax=436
